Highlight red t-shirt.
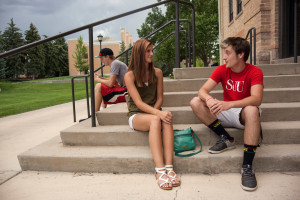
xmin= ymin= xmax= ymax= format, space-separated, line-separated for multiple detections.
xmin=210 ymin=64 xmax=264 ymax=101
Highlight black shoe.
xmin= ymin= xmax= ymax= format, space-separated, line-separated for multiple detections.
xmin=208 ymin=135 xmax=235 ymax=154
xmin=241 ymin=164 xmax=257 ymax=191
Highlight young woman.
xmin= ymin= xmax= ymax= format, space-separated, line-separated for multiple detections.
xmin=124 ymin=39 xmax=180 ymax=190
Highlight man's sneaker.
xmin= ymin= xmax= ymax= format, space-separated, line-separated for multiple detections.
xmin=241 ymin=164 xmax=257 ymax=191
xmin=208 ymin=135 xmax=235 ymax=154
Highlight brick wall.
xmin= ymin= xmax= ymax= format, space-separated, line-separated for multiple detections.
xmin=68 ymin=28 xmax=133 ymax=75
xmin=219 ymin=0 xmax=279 ymax=64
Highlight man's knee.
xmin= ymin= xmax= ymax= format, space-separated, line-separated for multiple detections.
xmin=242 ymin=106 xmax=260 ymax=121
xmin=95 ymin=83 xmax=101 ymax=93
xmin=190 ymin=97 xmax=205 ymax=110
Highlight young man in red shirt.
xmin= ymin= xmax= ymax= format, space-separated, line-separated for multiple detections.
xmin=190 ymin=37 xmax=264 ymax=191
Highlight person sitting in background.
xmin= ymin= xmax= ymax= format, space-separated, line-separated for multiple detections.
xmin=94 ymin=48 xmax=128 ymax=111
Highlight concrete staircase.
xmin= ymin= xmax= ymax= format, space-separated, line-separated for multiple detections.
xmin=18 ymin=63 xmax=300 ymax=174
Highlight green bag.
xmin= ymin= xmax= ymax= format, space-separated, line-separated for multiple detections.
xmin=174 ymin=127 xmax=202 ymax=157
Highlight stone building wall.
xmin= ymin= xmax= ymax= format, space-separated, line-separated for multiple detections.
xmin=68 ymin=27 xmax=133 ymax=75
xmin=219 ymin=0 xmax=279 ymax=64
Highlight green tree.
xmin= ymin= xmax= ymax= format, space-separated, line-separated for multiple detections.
xmin=137 ymin=6 xmax=174 ymax=75
xmin=25 ymin=23 xmax=45 ymax=79
xmin=127 ymin=43 xmax=133 ymax=63
xmin=53 ymin=37 xmax=69 ymax=76
xmin=73 ymin=36 xmax=88 ymax=74
xmin=138 ymin=0 xmax=219 ymax=68
xmin=119 ymin=40 xmax=127 ymax=63
xmin=0 ymin=30 xmax=7 ymax=79
xmin=2 ymin=18 xmax=25 ymax=79
xmin=43 ymin=35 xmax=58 ymax=77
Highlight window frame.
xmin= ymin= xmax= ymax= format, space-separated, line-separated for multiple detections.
xmin=237 ymin=0 xmax=242 ymax=14
xmin=229 ymin=0 xmax=234 ymax=22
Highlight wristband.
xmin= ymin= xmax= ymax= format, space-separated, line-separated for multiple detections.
xmin=205 ymin=97 xmax=213 ymax=102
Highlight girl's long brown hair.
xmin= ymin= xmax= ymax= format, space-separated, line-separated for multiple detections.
xmin=128 ymin=38 xmax=154 ymax=87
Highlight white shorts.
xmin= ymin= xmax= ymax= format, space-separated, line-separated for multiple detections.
xmin=217 ymin=107 xmax=262 ymax=129
xmin=128 ymin=114 xmax=138 ymax=130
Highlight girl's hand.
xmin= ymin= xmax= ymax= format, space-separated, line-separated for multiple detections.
xmin=159 ymin=110 xmax=173 ymax=124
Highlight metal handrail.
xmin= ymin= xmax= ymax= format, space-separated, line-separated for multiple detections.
xmin=294 ymin=0 xmax=298 ymax=63
xmin=71 ymin=75 xmax=90 ymax=122
xmin=245 ymin=27 xmax=256 ymax=65
xmin=0 ymin=0 xmax=195 ymax=127
xmin=94 ymin=19 xmax=193 ymax=73
xmin=154 ymin=30 xmax=188 ymax=68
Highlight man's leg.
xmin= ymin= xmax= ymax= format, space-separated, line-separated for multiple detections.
xmin=190 ymin=97 xmax=235 ymax=153
xmin=94 ymin=83 xmax=103 ymax=112
xmin=240 ymin=106 xmax=261 ymax=191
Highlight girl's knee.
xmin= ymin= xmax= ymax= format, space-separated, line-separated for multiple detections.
xmin=150 ymin=115 xmax=161 ymax=127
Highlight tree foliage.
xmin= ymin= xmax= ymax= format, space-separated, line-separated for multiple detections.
xmin=2 ymin=18 xmax=25 ymax=78
xmin=119 ymin=40 xmax=127 ymax=63
xmin=44 ymin=36 xmax=69 ymax=77
xmin=0 ymin=31 xmax=7 ymax=79
xmin=73 ymin=36 xmax=88 ymax=74
xmin=1 ymin=18 xmax=69 ymax=79
xmin=137 ymin=0 xmax=219 ymax=70
xmin=25 ymin=23 xmax=45 ymax=79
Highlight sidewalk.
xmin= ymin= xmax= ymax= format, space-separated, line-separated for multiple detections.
xmin=0 ymin=100 xmax=299 ymax=200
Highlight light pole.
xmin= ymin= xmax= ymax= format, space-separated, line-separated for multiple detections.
xmin=97 ymin=34 xmax=103 ymax=76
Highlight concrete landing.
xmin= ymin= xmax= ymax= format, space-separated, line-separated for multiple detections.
xmin=18 ymin=135 xmax=300 ymax=173
xmin=0 ymin=171 xmax=299 ymax=200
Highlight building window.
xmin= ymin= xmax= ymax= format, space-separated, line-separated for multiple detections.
xmin=229 ymin=0 xmax=233 ymax=22
xmin=237 ymin=0 xmax=242 ymax=14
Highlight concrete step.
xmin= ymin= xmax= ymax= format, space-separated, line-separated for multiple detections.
xmin=163 ymin=87 xmax=300 ymax=107
xmin=61 ymin=120 xmax=300 ymax=146
xmin=173 ymin=63 xmax=300 ymax=79
xmin=18 ymin=136 xmax=300 ymax=173
xmin=164 ymin=75 xmax=300 ymax=92
xmin=96 ymin=102 xmax=300 ymax=125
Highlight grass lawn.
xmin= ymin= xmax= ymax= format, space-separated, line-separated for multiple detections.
xmin=0 ymin=81 xmax=91 ymax=118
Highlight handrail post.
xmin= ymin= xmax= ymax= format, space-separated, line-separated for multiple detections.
xmin=71 ymin=78 xmax=76 ymax=122
xmin=187 ymin=21 xmax=191 ymax=67
xmin=89 ymin=28 xmax=96 ymax=127
xmin=250 ymin=31 xmax=252 ymax=64
xmin=294 ymin=0 xmax=298 ymax=63
xmin=184 ymin=30 xmax=188 ymax=68
xmin=192 ymin=6 xmax=196 ymax=67
xmin=254 ymin=28 xmax=256 ymax=65
xmin=175 ymin=0 xmax=180 ymax=68
xmin=85 ymin=76 xmax=91 ymax=118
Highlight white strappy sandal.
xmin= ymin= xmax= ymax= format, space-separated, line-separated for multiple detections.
xmin=165 ymin=165 xmax=181 ymax=187
xmin=155 ymin=167 xmax=172 ymax=190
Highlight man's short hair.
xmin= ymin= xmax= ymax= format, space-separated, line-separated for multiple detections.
xmin=221 ymin=37 xmax=250 ymax=62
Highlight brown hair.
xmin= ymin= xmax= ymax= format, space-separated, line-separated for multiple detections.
xmin=128 ymin=38 xmax=154 ymax=87
xmin=108 ymin=55 xmax=115 ymax=60
xmin=221 ymin=37 xmax=250 ymax=62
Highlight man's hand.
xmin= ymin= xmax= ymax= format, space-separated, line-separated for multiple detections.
xmin=206 ymin=98 xmax=232 ymax=115
xmin=94 ymin=73 xmax=101 ymax=82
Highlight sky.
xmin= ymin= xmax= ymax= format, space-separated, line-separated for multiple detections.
xmin=0 ymin=0 xmax=166 ymax=43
